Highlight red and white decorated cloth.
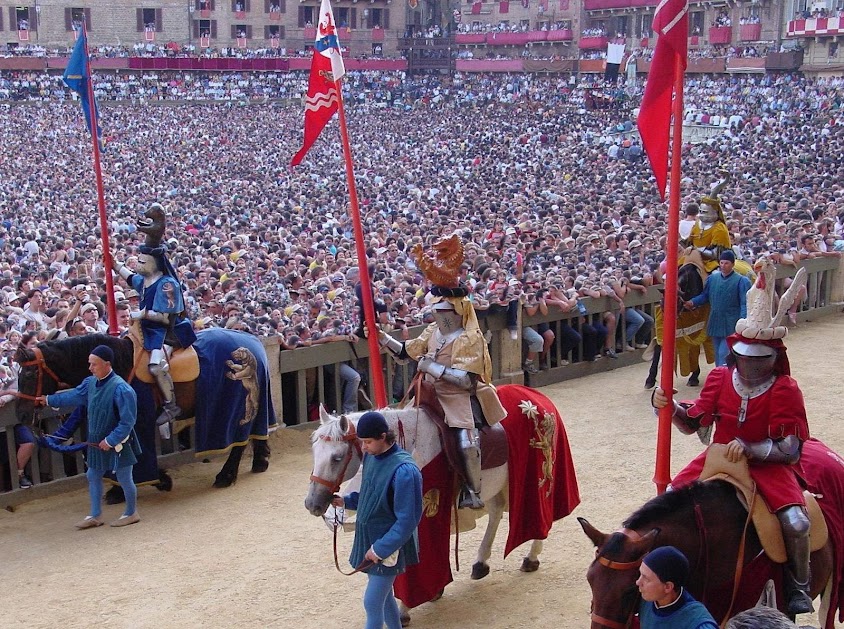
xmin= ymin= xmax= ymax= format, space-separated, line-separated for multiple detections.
xmin=498 ymin=384 xmax=580 ymax=557
xmin=290 ymin=0 xmax=346 ymax=166
xmin=393 ymin=451 xmax=454 ymax=609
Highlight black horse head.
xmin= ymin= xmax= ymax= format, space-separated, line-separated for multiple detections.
xmin=677 ymin=263 xmax=705 ymax=307
xmin=15 ymin=334 xmax=133 ymax=423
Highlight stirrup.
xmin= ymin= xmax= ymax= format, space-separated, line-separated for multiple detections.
xmin=155 ymin=401 xmax=181 ymax=426
xmin=458 ymin=486 xmax=484 ymax=510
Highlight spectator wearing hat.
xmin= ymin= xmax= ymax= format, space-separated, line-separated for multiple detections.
xmin=80 ymin=302 xmax=108 ymax=334
xmin=636 ymin=546 xmax=718 ymax=628
xmin=37 ymin=345 xmax=141 ymax=529
xmin=683 ymin=250 xmax=751 ymax=366
xmin=331 ymin=411 xmax=422 ymax=629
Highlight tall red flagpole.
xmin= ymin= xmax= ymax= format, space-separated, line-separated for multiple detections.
xmin=334 ymin=83 xmax=388 ymax=408
xmin=81 ymin=24 xmax=119 ymax=336
xmin=653 ymin=55 xmax=685 ymax=495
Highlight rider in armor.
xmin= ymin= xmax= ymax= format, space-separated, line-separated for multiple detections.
xmin=378 ymin=234 xmax=507 ymax=509
xmin=652 ymin=261 xmax=813 ymax=614
xmin=113 ymin=206 xmax=197 ymax=430
xmin=681 ymin=172 xmax=733 ymax=274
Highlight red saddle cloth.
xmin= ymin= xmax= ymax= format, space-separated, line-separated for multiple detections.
xmin=497 ymin=384 xmax=580 ymax=556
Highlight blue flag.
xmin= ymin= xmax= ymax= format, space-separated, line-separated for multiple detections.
xmin=62 ymin=29 xmax=101 ymax=141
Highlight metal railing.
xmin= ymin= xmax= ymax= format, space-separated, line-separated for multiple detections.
xmin=2 ymin=257 xmax=840 ymax=507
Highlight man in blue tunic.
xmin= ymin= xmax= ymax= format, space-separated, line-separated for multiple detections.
xmin=38 ymin=345 xmax=141 ymax=529
xmin=114 ymin=246 xmax=196 ymax=427
xmin=683 ymin=250 xmax=751 ymax=367
xmin=331 ymin=411 xmax=423 ymax=629
xmin=637 ymin=546 xmax=718 ymax=628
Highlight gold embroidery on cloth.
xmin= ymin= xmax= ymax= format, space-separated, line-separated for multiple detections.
xmin=423 ymin=488 xmax=440 ymax=518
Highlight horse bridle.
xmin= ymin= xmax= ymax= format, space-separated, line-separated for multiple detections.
xmin=3 ymin=347 xmax=67 ymax=402
xmin=309 ymin=420 xmax=362 ymax=494
xmin=591 ymin=528 xmax=647 ymax=629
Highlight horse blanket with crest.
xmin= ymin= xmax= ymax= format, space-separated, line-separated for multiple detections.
xmin=187 ymin=328 xmax=276 ymax=455
xmin=498 ymin=384 xmax=580 ymax=556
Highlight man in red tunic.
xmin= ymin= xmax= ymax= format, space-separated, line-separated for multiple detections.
xmin=652 ymin=333 xmax=813 ymax=615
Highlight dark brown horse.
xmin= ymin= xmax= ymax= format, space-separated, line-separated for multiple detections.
xmin=578 ymin=476 xmax=838 ymax=629
xmin=14 ymin=330 xmax=273 ymax=491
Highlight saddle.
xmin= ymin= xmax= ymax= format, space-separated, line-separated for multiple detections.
xmin=412 ymin=379 xmax=508 ymax=473
xmin=699 ymin=444 xmax=828 ymax=563
xmin=127 ymin=323 xmax=199 ymax=385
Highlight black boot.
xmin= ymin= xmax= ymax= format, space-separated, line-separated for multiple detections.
xmin=784 ymin=569 xmax=814 ymax=615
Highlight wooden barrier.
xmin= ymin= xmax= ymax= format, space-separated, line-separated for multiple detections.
xmin=1 ymin=258 xmax=840 ymax=508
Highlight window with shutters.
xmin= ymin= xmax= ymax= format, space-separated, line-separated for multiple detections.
xmin=15 ymin=6 xmax=34 ymax=31
xmin=232 ymin=23 xmax=252 ymax=38
xmin=64 ymin=7 xmax=93 ymax=32
xmin=265 ymin=0 xmax=285 ymax=13
xmin=196 ymin=0 xmax=216 ymax=11
xmin=0 ymin=10 xmax=4 ymax=31
xmin=265 ymin=24 xmax=284 ymax=38
xmin=194 ymin=18 xmax=217 ymax=38
xmin=335 ymin=7 xmax=351 ymax=27
xmin=368 ymin=8 xmax=388 ymax=28
xmin=137 ymin=8 xmax=161 ymax=32
xmin=298 ymin=5 xmax=316 ymax=27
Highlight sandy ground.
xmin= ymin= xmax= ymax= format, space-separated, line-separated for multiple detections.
xmin=2 ymin=316 xmax=843 ymax=629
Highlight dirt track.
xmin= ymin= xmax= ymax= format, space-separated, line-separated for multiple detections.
xmin=2 ymin=316 xmax=843 ymax=629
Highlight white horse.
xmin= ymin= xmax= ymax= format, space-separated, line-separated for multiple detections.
xmin=304 ymin=405 xmax=535 ymax=581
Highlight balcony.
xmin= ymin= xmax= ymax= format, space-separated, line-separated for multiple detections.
xmin=787 ymin=17 xmax=842 ymax=37
xmin=708 ymin=25 xmax=732 ymax=45
xmin=455 ymin=33 xmax=486 ymax=44
xmin=579 ymin=36 xmax=608 ymax=49
xmin=371 ymin=27 xmax=384 ymax=42
xmin=397 ymin=36 xmax=455 ymax=49
xmin=546 ymin=28 xmax=573 ymax=42
xmin=584 ymin=0 xmax=656 ymax=8
xmin=739 ymin=23 xmax=762 ymax=42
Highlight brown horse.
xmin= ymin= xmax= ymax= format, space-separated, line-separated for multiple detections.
xmin=578 ymin=472 xmax=839 ymax=629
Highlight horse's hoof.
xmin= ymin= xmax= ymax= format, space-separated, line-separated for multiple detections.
xmin=400 ymin=612 xmax=411 ymax=627
xmin=520 ymin=557 xmax=540 ymax=573
xmin=155 ymin=472 xmax=173 ymax=492
xmin=213 ymin=474 xmax=236 ymax=488
xmin=251 ymin=459 xmax=269 ymax=474
xmin=104 ymin=486 xmax=126 ymax=505
xmin=471 ymin=562 xmax=490 ymax=580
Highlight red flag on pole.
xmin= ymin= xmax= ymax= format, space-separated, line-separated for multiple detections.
xmin=637 ymin=0 xmax=688 ymax=200
xmin=290 ymin=0 xmax=346 ymax=167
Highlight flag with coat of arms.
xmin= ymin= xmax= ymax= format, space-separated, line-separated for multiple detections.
xmin=290 ymin=0 xmax=346 ymax=166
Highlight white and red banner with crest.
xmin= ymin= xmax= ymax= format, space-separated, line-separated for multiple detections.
xmin=290 ymin=0 xmax=346 ymax=166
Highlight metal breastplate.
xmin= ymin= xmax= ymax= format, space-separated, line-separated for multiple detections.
xmin=732 ymin=370 xmax=775 ymax=425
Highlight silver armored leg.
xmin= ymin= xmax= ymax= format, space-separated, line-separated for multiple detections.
xmin=777 ymin=505 xmax=813 ymax=615
xmin=149 ymin=348 xmax=181 ymax=436
xmin=457 ymin=428 xmax=483 ymax=509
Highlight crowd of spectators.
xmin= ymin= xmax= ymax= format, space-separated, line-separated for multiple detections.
xmin=0 ymin=68 xmax=842 ymax=485
xmin=0 ymin=70 xmax=841 ymax=363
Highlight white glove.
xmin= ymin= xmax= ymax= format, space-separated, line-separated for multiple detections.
xmin=130 ymin=308 xmax=147 ymax=321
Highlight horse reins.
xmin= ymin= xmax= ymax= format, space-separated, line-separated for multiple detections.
xmin=592 ymin=528 xmax=647 ymax=629
xmin=310 ymin=422 xmax=370 ymax=576
xmin=0 ymin=347 xmax=69 ymax=402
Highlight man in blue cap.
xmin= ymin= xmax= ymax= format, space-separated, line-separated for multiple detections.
xmin=636 ymin=546 xmax=718 ymax=628
xmin=331 ymin=411 xmax=423 ymax=629
xmin=38 ymin=344 xmax=141 ymax=529
xmin=683 ymin=249 xmax=751 ymax=367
